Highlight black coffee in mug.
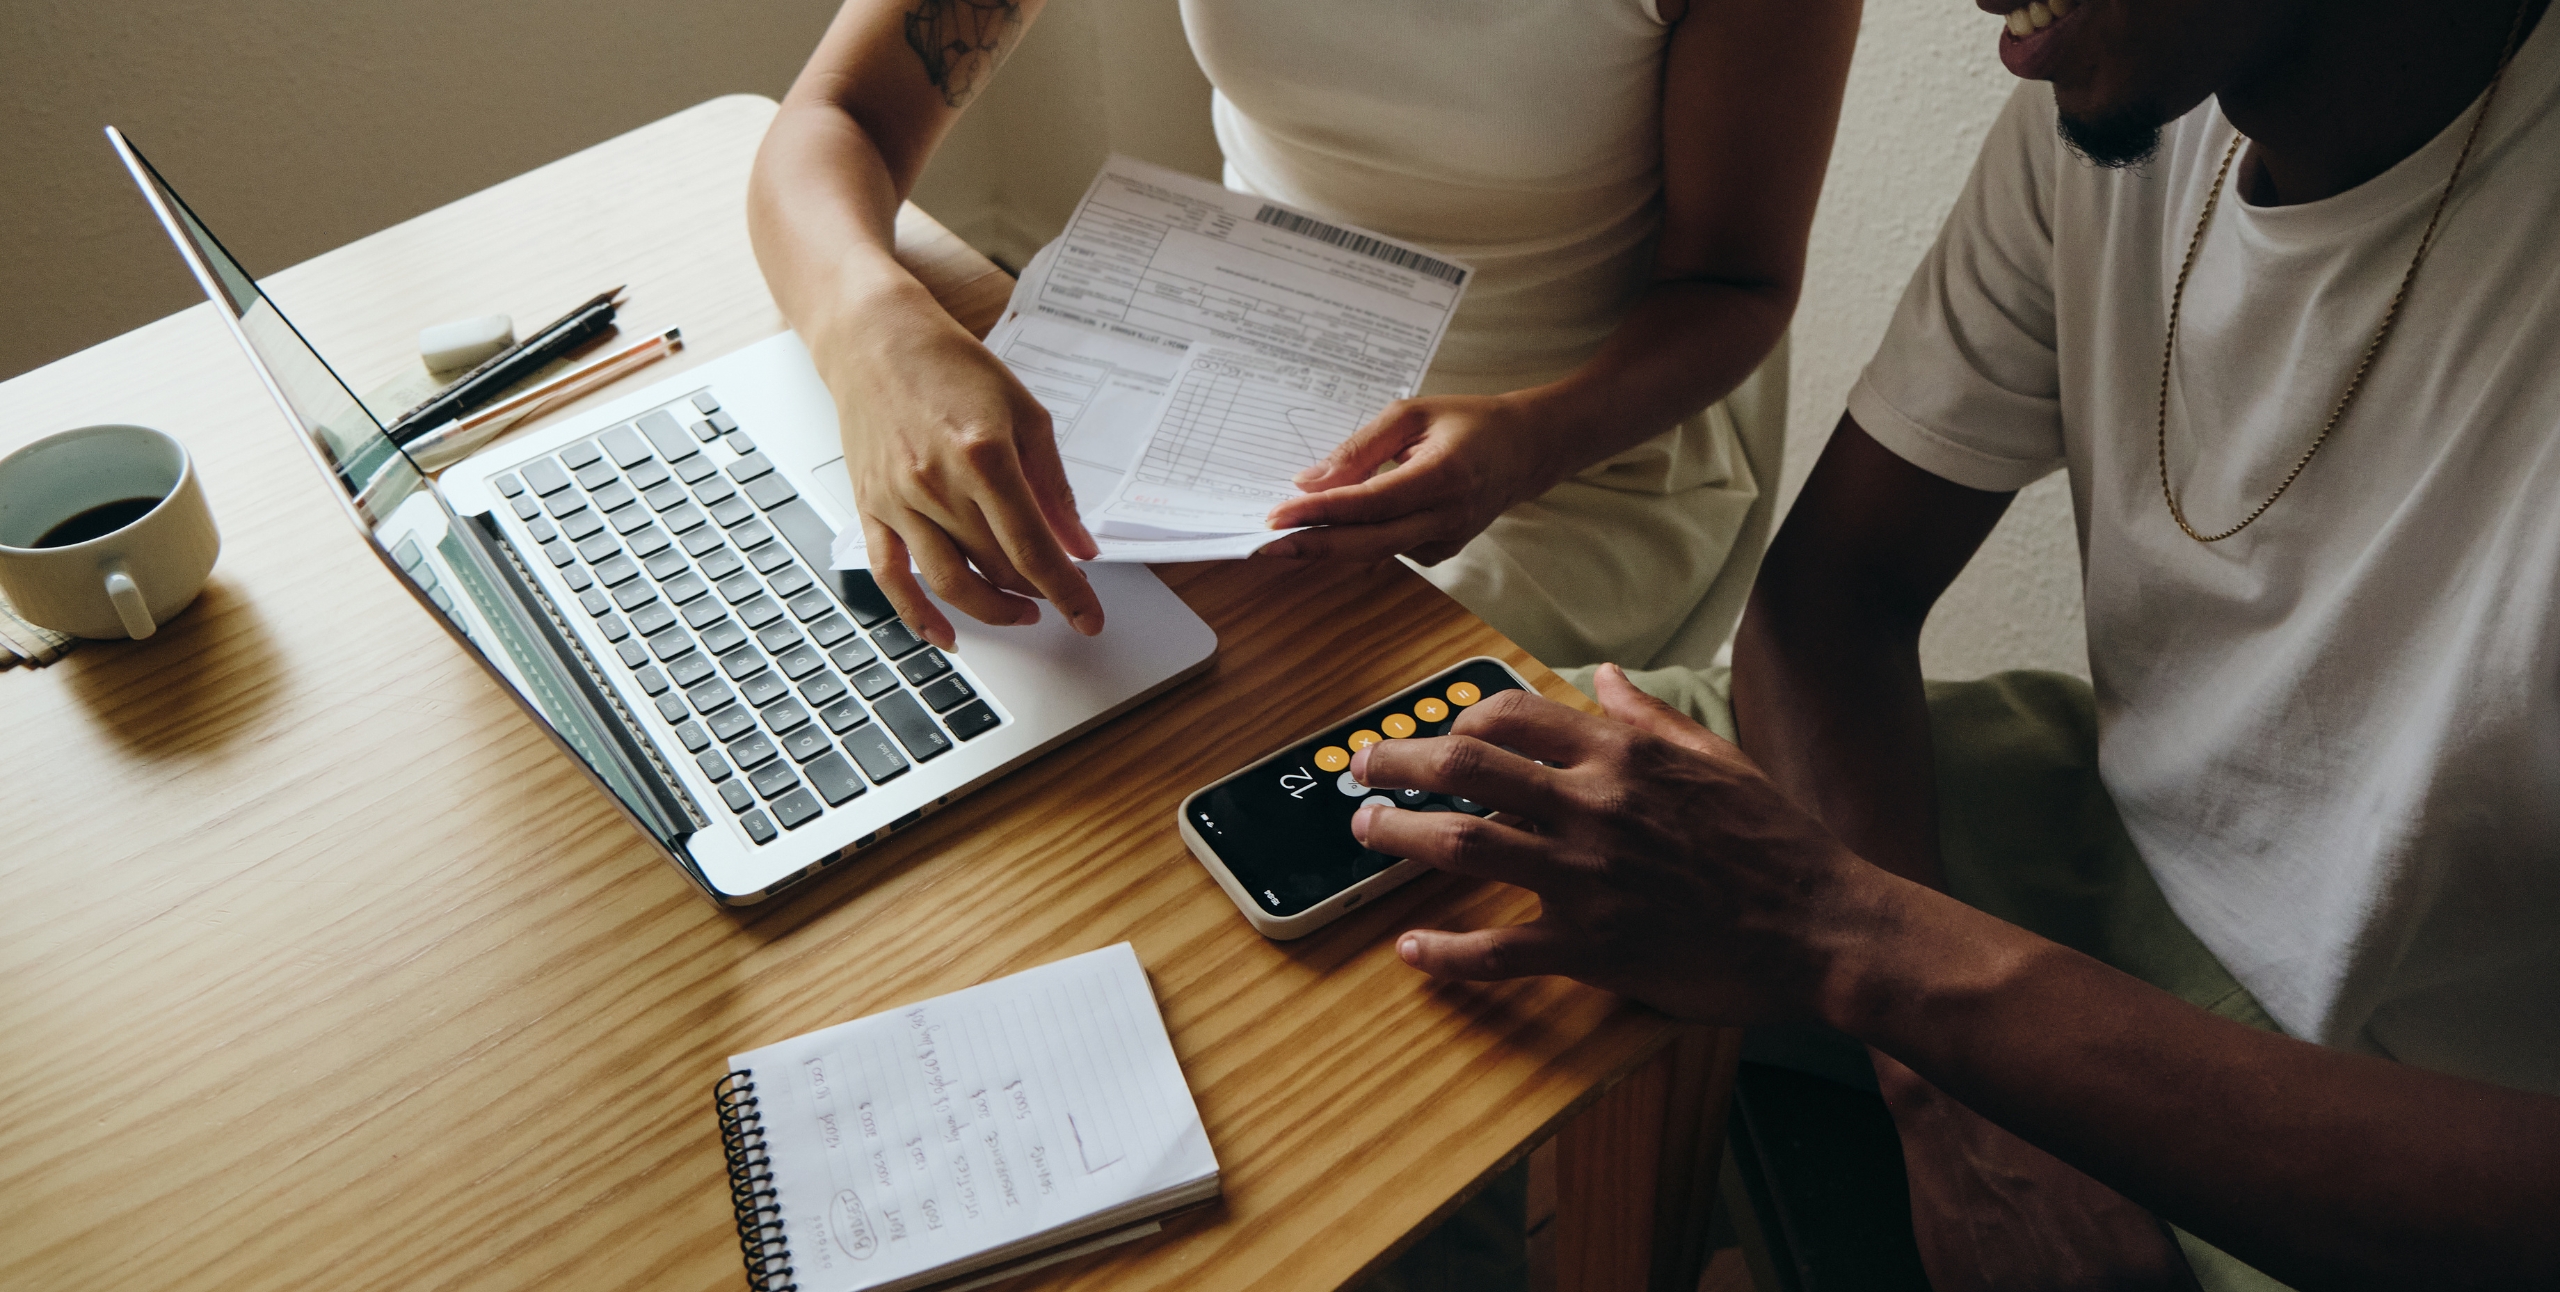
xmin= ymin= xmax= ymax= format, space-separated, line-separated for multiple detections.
xmin=35 ymin=496 xmax=162 ymax=548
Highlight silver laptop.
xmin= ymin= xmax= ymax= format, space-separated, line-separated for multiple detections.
xmin=111 ymin=128 xmax=1217 ymax=904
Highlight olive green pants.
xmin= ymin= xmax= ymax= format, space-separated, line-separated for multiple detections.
xmin=1562 ymin=666 xmax=2293 ymax=1292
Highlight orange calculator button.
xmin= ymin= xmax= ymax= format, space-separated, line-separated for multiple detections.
xmin=1314 ymin=746 xmax=1351 ymax=773
xmin=1414 ymin=697 xmax=1450 ymax=723
xmin=1348 ymin=729 xmax=1383 ymax=752
xmin=1381 ymin=713 xmax=1417 ymax=739
xmin=1446 ymin=681 xmax=1482 ymax=707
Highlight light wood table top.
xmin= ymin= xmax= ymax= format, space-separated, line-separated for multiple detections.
xmin=0 ymin=96 xmax=1670 ymax=1292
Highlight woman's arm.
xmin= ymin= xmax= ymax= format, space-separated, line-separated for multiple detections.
xmin=1264 ymin=0 xmax=1862 ymax=565
xmin=748 ymin=0 xmax=1104 ymax=650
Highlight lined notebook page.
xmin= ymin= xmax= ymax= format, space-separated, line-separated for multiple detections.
xmin=732 ymin=944 xmax=1216 ymax=1292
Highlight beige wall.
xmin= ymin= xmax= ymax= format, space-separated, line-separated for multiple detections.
xmin=6 ymin=0 xmax=2085 ymax=680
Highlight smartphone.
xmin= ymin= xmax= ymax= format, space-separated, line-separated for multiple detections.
xmin=1177 ymin=657 xmax=1533 ymax=939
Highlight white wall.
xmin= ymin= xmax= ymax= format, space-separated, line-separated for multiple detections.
xmin=7 ymin=0 xmax=2086 ymax=681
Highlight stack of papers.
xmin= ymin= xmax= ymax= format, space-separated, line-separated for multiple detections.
xmin=832 ymin=157 xmax=1471 ymax=571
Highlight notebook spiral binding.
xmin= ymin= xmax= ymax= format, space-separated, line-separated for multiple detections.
xmin=715 ymin=1070 xmax=798 ymax=1292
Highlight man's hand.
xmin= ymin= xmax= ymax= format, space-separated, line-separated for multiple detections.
xmin=1259 ymin=394 xmax=1565 ymax=568
xmin=1347 ymin=663 xmax=1874 ymax=1026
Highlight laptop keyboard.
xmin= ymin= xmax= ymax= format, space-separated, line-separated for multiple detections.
xmin=489 ymin=390 xmax=1003 ymax=846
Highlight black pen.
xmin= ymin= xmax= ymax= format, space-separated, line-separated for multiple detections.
xmin=386 ymin=286 xmax=626 ymax=444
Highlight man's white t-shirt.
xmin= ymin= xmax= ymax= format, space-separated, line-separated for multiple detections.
xmin=1849 ymin=17 xmax=2560 ymax=1094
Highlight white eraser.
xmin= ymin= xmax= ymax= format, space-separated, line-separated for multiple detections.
xmin=420 ymin=314 xmax=514 ymax=372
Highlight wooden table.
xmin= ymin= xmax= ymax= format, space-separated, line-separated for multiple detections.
xmin=0 ymin=97 xmax=1721 ymax=1292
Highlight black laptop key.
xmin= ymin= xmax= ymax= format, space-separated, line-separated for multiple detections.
xmin=745 ymin=474 xmax=798 ymax=511
xmin=596 ymin=612 xmax=629 ymax=642
xmin=898 ymin=648 xmax=952 ymax=686
xmin=718 ymin=571 xmax=763 ymax=605
xmin=726 ymin=432 xmax=758 ymax=454
xmin=656 ymin=693 xmax=689 ymax=724
xmin=626 ymin=525 xmax=672 ymax=558
xmin=560 ymin=439 xmax=604 ymax=469
xmin=494 ymin=471 xmax=526 ymax=497
xmin=521 ymin=457 xmax=572 ymax=495
xmin=808 ymin=613 xmax=856 ymax=648
xmin=525 ymin=516 xmax=560 ymax=545
xmin=726 ymin=451 xmax=775 ymax=484
xmin=730 ymin=731 xmax=779 ymax=770
xmin=675 ymin=453 xmax=720 ymax=484
xmin=707 ymin=409 xmax=740 ymax=435
xmin=730 ymin=518 xmax=776 ymax=551
xmin=696 ymin=749 xmax=733 ymax=782
xmin=766 ymin=562 xmax=814 ymax=600
xmin=635 ymin=553 xmax=682 ymax=585
xmin=818 ymin=695 xmax=869 ymax=734
xmin=510 ymin=494 xmax=542 ymax=521
xmin=647 ymin=625 xmax=694 ymax=662
xmin=691 ymin=391 xmax=721 ymax=415
xmin=710 ymin=496 xmax=756 ymax=529
xmin=721 ymin=781 xmax=756 ymax=815
xmin=870 ymin=618 xmax=926 ymax=660
xmin=557 ymin=507 xmax=606 ymax=541
xmin=699 ymin=618 xmax=748 ymax=655
xmin=661 ymin=571 xmax=710 ymax=606
xmin=719 ymin=645 xmax=768 ymax=681
xmin=780 ymin=724 xmax=831 ymax=765
xmin=682 ymin=597 xmax=729 ymax=629
xmin=638 ymin=409 xmax=695 ymax=461
xmin=611 ymin=579 xmax=658 ymax=613
xmin=737 ymin=595 xmax=786 ymax=630
xmin=626 ymin=597 xmax=676 ymax=634
xmin=750 ymin=760 xmax=800 ymax=801
xmin=674 ymin=720 xmax=710 ymax=754
xmin=842 ymin=724 xmax=909 ymax=784
xmin=828 ymin=636 xmax=878 ymax=672
xmin=749 ymin=543 xmax=795 ymax=576
xmin=763 ymin=696 xmax=812 ymax=735
xmin=541 ymin=539 xmax=575 ymax=568
xmin=576 ymin=533 xmax=620 ymax=564
xmin=799 ymin=671 xmax=848 ymax=709
xmin=687 ymin=677 xmax=735 ymax=715
xmin=873 ymin=690 xmax=952 ymax=762
xmin=740 ymin=670 xmax=790 ymax=708
xmin=669 ymin=651 xmax=716 ymax=688
xmin=756 ymin=620 xmax=805 ymax=654
xmin=740 ymin=809 xmax=777 ymax=844
xmin=578 ymin=588 xmax=612 ymax=618
xmin=544 ymin=487 xmax=587 ymax=518
xmin=615 ymin=639 xmax=649 ymax=670
xmin=644 ymin=480 xmax=689 ymax=513
xmin=771 ymin=786 xmax=823 ymax=830
xmin=610 ymin=505 xmax=656 ymax=536
xmin=848 ymin=661 xmax=899 ymax=699
xmin=599 ymin=424 xmax=651 ymax=468
xmin=709 ymin=702 xmax=757 ymax=742
xmin=789 ymin=589 xmax=834 ymax=622
xmin=804 ymin=752 xmax=864 ymax=806
xmin=573 ymin=459 xmax=619 ymax=492
xmin=665 ymin=503 xmax=710 ymax=537
xmin=943 ymin=699 xmax=1000 ymax=741
xmin=692 ymin=471 xmax=738 ymax=506
xmin=559 ymin=563 xmax=593 ymax=592
xmin=919 ymin=673 xmax=975 ymax=713
xmin=631 ymin=664 xmax=669 ymax=696
xmin=777 ymin=643 xmax=826 ymax=681
xmin=590 ymin=480 xmax=638 ymax=514
xmin=626 ymin=458 xmax=672 ymax=491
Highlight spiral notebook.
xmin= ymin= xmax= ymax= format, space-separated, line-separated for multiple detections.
xmin=716 ymin=944 xmax=1220 ymax=1292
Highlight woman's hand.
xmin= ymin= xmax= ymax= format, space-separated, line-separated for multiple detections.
xmin=1347 ymin=663 xmax=1886 ymax=1027
xmin=1259 ymin=393 xmax=1568 ymax=567
xmin=812 ymin=283 xmax=1103 ymax=650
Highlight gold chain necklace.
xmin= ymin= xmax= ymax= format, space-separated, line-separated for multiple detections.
xmin=2156 ymin=1 xmax=2529 ymax=543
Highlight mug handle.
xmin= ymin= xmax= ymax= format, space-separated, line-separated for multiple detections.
xmin=104 ymin=563 xmax=157 ymax=639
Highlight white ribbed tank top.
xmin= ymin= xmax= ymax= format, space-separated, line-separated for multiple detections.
xmin=1180 ymin=0 xmax=1674 ymax=386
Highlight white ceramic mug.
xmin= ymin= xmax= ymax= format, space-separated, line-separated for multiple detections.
xmin=0 ymin=424 xmax=221 ymax=640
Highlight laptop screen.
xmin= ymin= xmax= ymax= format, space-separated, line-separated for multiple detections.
xmin=109 ymin=128 xmax=701 ymax=856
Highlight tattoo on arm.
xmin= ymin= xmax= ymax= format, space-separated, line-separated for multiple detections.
xmin=904 ymin=0 xmax=1023 ymax=108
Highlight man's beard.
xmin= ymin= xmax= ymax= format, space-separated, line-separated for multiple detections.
xmin=2058 ymin=105 xmax=2165 ymax=169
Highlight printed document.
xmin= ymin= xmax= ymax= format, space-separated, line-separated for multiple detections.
xmin=833 ymin=156 xmax=1469 ymax=571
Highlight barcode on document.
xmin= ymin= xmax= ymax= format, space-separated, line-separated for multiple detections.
xmin=1253 ymin=205 xmax=1467 ymax=286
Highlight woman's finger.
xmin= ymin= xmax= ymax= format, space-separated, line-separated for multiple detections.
xmin=1291 ymin=401 xmax=1428 ymax=493
xmin=1267 ymin=450 xmax=1453 ymax=530
xmin=1257 ymin=512 xmax=1448 ymax=565
xmin=860 ymin=514 xmax=956 ymax=651
xmin=899 ymin=508 xmax=1039 ymax=641
xmin=976 ymin=472 xmax=1107 ymax=636
xmin=1015 ymin=405 xmax=1101 ymax=561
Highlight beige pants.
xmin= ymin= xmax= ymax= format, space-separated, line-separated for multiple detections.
xmin=1407 ymin=338 xmax=1789 ymax=672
